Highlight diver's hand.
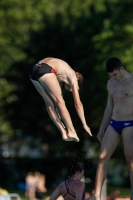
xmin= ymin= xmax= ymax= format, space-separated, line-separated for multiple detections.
xmin=83 ymin=124 xmax=93 ymax=137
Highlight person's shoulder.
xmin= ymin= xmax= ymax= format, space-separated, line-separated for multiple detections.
xmin=107 ymin=79 xmax=110 ymax=85
xmin=58 ymin=181 xmax=65 ymax=188
xmin=73 ymin=180 xmax=85 ymax=188
xmin=107 ymin=78 xmax=115 ymax=92
xmin=107 ymin=78 xmax=114 ymax=84
xmin=107 ymin=78 xmax=113 ymax=86
xmin=72 ymin=180 xmax=85 ymax=194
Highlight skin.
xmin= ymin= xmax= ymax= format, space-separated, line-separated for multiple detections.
xmin=31 ymin=57 xmax=92 ymax=142
xmin=25 ymin=173 xmax=36 ymax=200
xmin=87 ymin=66 xmax=133 ymax=200
xmin=49 ymin=170 xmax=85 ymax=200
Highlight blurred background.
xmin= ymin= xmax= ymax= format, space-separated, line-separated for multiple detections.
xmin=0 ymin=0 xmax=133 ymax=199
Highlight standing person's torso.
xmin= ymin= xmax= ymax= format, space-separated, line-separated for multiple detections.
xmin=108 ymin=74 xmax=133 ymax=120
xmin=26 ymin=175 xmax=36 ymax=188
xmin=40 ymin=57 xmax=75 ymax=87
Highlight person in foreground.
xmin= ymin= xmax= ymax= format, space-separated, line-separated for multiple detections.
xmin=29 ymin=57 xmax=92 ymax=142
xmin=88 ymin=57 xmax=133 ymax=200
xmin=49 ymin=162 xmax=85 ymax=200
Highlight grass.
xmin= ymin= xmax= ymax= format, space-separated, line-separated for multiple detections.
xmin=107 ymin=185 xmax=130 ymax=198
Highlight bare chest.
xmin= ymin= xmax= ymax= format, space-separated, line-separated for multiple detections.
xmin=110 ymin=81 xmax=133 ymax=99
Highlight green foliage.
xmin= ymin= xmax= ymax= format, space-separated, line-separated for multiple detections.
xmin=0 ymin=0 xmax=133 ymax=158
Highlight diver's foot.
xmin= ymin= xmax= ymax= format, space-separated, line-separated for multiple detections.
xmin=67 ymin=132 xmax=80 ymax=142
xmin=61 ymin=134 xmax=69 ymax=141
xmin=62 ymin=134 xmax=78 ymax=142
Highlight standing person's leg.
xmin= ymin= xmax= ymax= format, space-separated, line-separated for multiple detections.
xmin=38 ymin=74 xmax=79 ymax=141
xmin=29 ymin=187 xmax=36 ymax=200
xmin=31 ymin=79 xmax=73 ymax=141
xmin=88 ymin=126 xmax=121 ymax=200
xmin=122 ymin=127 xmax=133 ymax=200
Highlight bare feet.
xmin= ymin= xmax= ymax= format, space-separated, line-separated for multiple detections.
xmin=61 ymin=130 xmax=69 ymax=141
xmin=62 ymin=134 xmax=79 ymax=142
xmin=60 ymin=129 xmax=75 ymax=141
xmin=61 ymin=128 xmax=79 ymax=142
xmin=67 ymin=132 xmax=80 ymax=142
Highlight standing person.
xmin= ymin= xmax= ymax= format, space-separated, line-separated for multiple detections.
xmin=25 ymin=172 xmax=36 ymax=200
xmin=88 ymin=57 xmax=133 ymax=200
xmin=49 ymin=162 xmax=85 ymax=200
xmin=29 ymin=57 xmax=92 ymax=142
xmin=34 ymin=172 xmax=47 ymax=200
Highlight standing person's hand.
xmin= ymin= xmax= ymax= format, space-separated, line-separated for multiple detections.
xmin=83 ymin=124 xmax=93 ymax=136
xmin=97 ymin=129 xmax=105 ymax=142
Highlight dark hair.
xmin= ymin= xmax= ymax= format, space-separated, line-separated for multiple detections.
xmin=75 ymin=72 xmax=83 ymax=89
xmin=106 ymin=57 xmax=123 ymax=72
xmin=67 ymin=162 xmax=84 ymax=178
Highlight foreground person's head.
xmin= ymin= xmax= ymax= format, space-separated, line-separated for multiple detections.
xmin=67 ymin=162 xmax=84 ymax=180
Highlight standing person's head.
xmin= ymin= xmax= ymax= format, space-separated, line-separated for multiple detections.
xmin=67 ymin=162 xmax=84 ymax=180
xmin=106 ymin=57 xmax=124 ymax=81
xmin=106 ymin=57 xmax=123 ymax=72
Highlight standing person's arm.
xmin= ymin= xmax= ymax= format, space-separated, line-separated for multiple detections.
xmin=97 ymin=81 xmax=114 ymax=142
xmin=71 ymin=77 xmax=92 ymax=137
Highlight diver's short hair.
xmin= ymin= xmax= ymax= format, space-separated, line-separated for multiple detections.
xmin=75 ymin=72 xmax=83 ymax=89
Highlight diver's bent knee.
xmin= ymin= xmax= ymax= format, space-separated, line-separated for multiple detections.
xmin=54 ymin=98 xmax=66 ymax=108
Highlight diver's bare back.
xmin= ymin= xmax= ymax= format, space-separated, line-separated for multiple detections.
xmin=109 ymin=75 xmax=133 ymax=120
xmin=40 ymin=57 xmax=75 ymax=84
xmin=40 ymin=57 xmax=74 ymax=72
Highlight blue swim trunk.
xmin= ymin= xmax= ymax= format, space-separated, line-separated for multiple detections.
xmin=109 ymin=119 xmax=133 ymax=134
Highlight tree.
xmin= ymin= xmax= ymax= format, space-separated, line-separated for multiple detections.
xmin=0 ymin=0 xmax=133 ymax=159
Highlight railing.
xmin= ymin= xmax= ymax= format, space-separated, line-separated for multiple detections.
xmin=0 ymin=193 xmax=21 ymax=200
